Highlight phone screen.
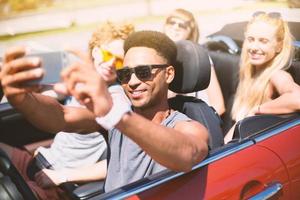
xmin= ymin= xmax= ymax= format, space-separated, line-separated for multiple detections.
xmin=26 ymin=51 xmax=68 ymax=85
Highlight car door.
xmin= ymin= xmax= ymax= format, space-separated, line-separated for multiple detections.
xmin=124 ymin=141 xmax=290 ymax=200
xmin=255 ymin=124 xmax=300 ymax=200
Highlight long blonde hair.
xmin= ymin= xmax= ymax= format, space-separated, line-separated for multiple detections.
xmin=164 ymin=8 xmax=199 ymax=42
xmin=231 ymin=13 xmax=294 ymax=121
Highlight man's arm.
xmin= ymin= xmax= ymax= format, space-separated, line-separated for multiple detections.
xmin=15 ymin=92 xmax=100 ymax=133
xmin=0 ymin=46 xmax=101 ymax=134
xmin=116 ymin=112 xmax=209 ymax=172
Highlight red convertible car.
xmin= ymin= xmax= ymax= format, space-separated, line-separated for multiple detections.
xmin=0 ymin=33 xmax=300 ymax=200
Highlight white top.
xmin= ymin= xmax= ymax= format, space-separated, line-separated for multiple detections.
xmin=37 ymin=97 xmax=107 ymax=169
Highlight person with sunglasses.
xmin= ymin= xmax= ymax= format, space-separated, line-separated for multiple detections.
xmin=163 ymin=8 xmax=199 ymax=43
xmin=1 ymin=30 xmax=209 ymax=193
xmin=224 ymin=11 xmax=300 ymax=143
xmin=0 ymin=21 xmax=134 ymax=200
xmin=163 ymin=8 xmax=226 ymax=116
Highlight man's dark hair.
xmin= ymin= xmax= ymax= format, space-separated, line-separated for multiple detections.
xmin=124 ymin=30 xmax=177 ymax=65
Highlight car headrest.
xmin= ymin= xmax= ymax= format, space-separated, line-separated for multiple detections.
xmin=169 ymin=40 xmax=211 ymax=93
xmin=206 ymin=35 xmax=240 ymax=54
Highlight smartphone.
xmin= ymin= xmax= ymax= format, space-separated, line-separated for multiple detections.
xmin=26 ymin=51 xmax=69 ymax=85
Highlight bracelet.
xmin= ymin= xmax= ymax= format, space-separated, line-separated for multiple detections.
xmin=95 ymin=85 xmax=131 ymax=130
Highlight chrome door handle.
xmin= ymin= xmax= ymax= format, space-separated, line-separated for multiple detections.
xmin=248 ymin=182 xmax=283 ymax=200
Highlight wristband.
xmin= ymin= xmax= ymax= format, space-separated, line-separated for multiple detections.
xmin=95 ymin=85 xmax=131 ymax=130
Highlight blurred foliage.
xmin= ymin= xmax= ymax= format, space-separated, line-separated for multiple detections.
xmin=258 ymin=0 xmax=300 ymax=7
xmin=0 ymin=0 xmax=53 ymax=13
xmin=287 ymin=0 xmax=300 ymax=8
xmin=0 ymin=0 xmax=131 ymax=16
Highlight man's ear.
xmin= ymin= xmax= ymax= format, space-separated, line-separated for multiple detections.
xmin=165 ymin=65 xmax=175 ymax=84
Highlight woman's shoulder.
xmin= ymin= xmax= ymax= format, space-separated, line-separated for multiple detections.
xmin=270 ymin=69 xmax=297 ymax=93
xmin=271 ymin=69 xmax=294 ymax=83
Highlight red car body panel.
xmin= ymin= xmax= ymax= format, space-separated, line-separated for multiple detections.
xmin=257 ymin=126 xmax=300 ymax=200
xmin=126 ymin=140 xmax=291 ymax=199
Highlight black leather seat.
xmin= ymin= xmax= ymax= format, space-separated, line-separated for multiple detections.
xmin=208 ymin=51 xmax=240 ymax=133
xmin=288 ymin=60 xmax=300 ymax=85
xmin=233 ymin=113 xmax=299 ymax=141
xmin=0 ymin=149 xmax=38 ymax=200
xmin=169 ymin=40 xmax=224 ymax=149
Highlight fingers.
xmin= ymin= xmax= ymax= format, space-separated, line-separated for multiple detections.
xmin=4 ymin=46 xmax=27 ymax=63
xmin=53 ymin=83 xmax=68 ymax=95
xmin=72 ymin=83 xmax=93 ymax=103
xmin=65 ymin=48 xmax=92 ymax=67
xmin=1 ymin=48 xmax=44 ymax=99
xmin=2 ymin=54 xmax=40 ymax=73
xmin=2 ymin=68 xmax=43 ymax=86
xmin=57 ymin=57 xmax=112 ymax=114
xmin=1 ymin=54 xmax=42 ymax=81
xmin=65 ymin=68 xmax=88 ymax=95
xmin=61 ymin=62 xmax=99 ymax=92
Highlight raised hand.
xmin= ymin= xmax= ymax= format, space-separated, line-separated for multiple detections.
xmin=0 ymin=46 xmax=43 ymax=105
xmin=54 ymin=49 xmax=112 ymax=117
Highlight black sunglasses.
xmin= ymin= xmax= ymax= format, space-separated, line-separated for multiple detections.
xmin=252 ymin=11 xmax=281 ymax=19
xmin=117 ymin=64 xmax=169 ymax=83
xmin=166 ymin=18 xmax=190 ymax=30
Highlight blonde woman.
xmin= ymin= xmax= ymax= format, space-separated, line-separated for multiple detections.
xmin=164 ymin=8 xmax=225 ymax=116
xmin=224 ymin=12 xmax=300 ymax=143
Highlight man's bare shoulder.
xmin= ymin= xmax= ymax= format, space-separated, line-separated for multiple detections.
xmin=174 ymin=119 xmax=209 ymax=141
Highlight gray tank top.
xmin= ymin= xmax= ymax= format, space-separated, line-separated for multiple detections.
xmin=104 ymin=111 xmax=191 ymax=192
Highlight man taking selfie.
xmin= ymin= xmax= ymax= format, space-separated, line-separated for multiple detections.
xmin=0 ymin=30 xmax=209 ymax=194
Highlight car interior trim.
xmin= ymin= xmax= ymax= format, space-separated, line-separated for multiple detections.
xmin=254 ymin=118 xmax=300 ymax=143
